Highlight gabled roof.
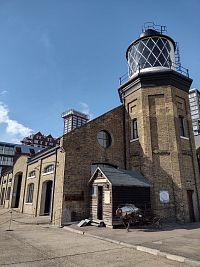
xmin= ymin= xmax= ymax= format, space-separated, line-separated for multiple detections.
xmin=89 ymin=166 xmax=150 ymax=187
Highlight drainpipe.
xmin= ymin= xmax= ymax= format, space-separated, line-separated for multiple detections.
xmin=191 ymin=152 xmax=200 ymax=221
xmin=4 ymin=172 xmax=9 ymax=208
xmin=123 ymin=95 xmax=127 ymax=169
xmin=35 ymin=159 xmax=43 ymax=217
xmin=50 ymin=148 xmax=58 ymax=223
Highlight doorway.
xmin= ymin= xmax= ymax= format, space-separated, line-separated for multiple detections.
xmin=187 ymin=190 xmax=195 ymax=222
xmin=40 ymin=181 xmax=53 ymax=215
xmin=12 ymin=173 xmax=22 ymax=208
xmin=97 ymin=186 xmax=103 ymax=220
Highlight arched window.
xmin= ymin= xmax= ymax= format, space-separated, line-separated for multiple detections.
xmin=26 ymin=183 xmax=34 ymax=203
xmin=43 ymin=164 xmax=54 ymax=174
xmin=28 ymin=171 xmax=36 ymax=178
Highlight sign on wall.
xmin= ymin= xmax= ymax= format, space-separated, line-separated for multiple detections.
xmin=159 ymin=190 xmax=169 ymax=204
xmin=104 ymin=191 xmax=110 ymax=204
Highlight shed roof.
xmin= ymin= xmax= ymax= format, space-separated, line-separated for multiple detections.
xmin=90 ymin=166 xmax=150 ymax=187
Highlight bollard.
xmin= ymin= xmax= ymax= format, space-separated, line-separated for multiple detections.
xmin=6 ymin=210 xmax=13 ymax=231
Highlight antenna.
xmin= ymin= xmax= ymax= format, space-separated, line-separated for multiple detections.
xmin=142 ymin=22 xmax=167 ymax=34
xmin=175 ymin=42 xmax=181 ymax=71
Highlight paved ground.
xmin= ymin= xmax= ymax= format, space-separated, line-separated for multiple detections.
xmin=0 ymin=208 xmax=189 ymax=267
xmin=67 ymin=221 xmax=200 ymax=263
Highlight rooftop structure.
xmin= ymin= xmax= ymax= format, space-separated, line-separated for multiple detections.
xmin=61 ymin=109 xmax=89 ymax=134
xmin=119 ymin=22 xmax=189 ymax=85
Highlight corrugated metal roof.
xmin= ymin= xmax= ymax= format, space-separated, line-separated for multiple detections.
xmin=93 ymin=166 xmax=150 ymax=187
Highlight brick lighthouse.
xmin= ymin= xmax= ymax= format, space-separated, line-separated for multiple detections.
xmin=118 ymin=23 xmax=200 ymax=222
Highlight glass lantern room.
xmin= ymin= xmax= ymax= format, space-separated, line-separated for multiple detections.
xmin=126 ymin=29 xmax=176 ymax=78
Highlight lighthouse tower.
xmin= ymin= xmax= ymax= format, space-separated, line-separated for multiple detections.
xmin=119 ymin=23 xmax=200 ymax=222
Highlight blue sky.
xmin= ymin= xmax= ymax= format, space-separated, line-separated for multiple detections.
xmin=0 ymin=0 xmax=199 ymax=143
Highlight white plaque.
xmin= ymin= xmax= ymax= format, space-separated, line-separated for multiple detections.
xmin=160 ymin=190 xmax=169 ymax=203
xmin=104 ymin=191 xmax=110 ymax=204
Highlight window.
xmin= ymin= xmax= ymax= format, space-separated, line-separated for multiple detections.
xmin=131 ymin=119 xmax=138 ymax=139
xmin=179 ymin=116 xmax=186 ymax=137
xmin=43 ymin=164 xmax=54 ymax=174
xmin=26 ymin=183 xmax=34 ymax=203
xmin=192 ymin=115 xmax=199 ymax=120
xmin=15 ymin=147 xmax=21 ymax=153
xmin=191 ymin=110 xmax=199 ymax=115
xmin=29 ymin=149 xmax=35 ymax=155
xmin=190 ymin=106 xmax=198 ymax=111
xmin=97 ymin=130 xmax=112 ymax=148
xmin=28 ymin=171 xmax=36 ymax=178
xmin=6 ymin=187 xmax=11 ymax=200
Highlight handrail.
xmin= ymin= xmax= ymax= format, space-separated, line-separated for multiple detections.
xmin=119 ymin=62 xmax=189 ymax=86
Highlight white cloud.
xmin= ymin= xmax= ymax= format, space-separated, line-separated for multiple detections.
xmin=0 ymin=90 xmax=8 ymax=96
xmin=0 ymin=102 xmax=9 ymax=123
xmin=0 ymin=102 xmax=33 ymax=143
xmin=79 ymin=102 xmax=93 ymax=120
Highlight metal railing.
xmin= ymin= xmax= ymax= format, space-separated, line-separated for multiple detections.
xmin=119 ymin=62 xmax=189 ymax=86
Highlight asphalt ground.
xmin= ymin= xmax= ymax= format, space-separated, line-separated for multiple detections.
xmin=64 ymin=221 xmax=200 ymax=266
xmin=0 ymin=208 xmax=190 ymax=267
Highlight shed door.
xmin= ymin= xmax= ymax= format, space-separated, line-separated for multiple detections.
xmin=97 ymin=186 xmax=103 ymax=220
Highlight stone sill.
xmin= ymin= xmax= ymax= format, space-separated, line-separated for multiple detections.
xmin=130 ymin=138 xmax=139 ymax=143
xmin=180 ymin=136 xmax=189 ymax=140
xmin=42 ymin=171 xmax=54 ymax=176
xmin=27 ymin=176 xmax=36 ymax=179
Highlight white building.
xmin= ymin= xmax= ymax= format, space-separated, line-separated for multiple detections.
xmin=189 ymin=88 xmax=200 ymax=136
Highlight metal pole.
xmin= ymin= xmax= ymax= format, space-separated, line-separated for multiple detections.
xmin=7 ymin=210 xmax=12 ymax=231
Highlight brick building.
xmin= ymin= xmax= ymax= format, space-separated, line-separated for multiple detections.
xmin=0 ymin=24 xmax=200 ymax=226
xmin=21 ymin=132 xmax=60 ymax=148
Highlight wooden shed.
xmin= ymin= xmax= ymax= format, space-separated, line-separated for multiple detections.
xmin=89 ymin=166 xmax=151 ymax=227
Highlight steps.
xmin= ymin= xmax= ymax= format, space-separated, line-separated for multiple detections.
xmin=90 ymin=219 xmax=105 ymax=227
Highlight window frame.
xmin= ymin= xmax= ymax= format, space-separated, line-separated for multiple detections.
xmin=26 ymin=183 xmax=34 ymax=204
xmin=97 ymin=130 xmax=112 ymax=148
xmin=28 ymin=170 xmax=36 ymax=179
xmin=43 ymin=164 xmax=54 ymax=175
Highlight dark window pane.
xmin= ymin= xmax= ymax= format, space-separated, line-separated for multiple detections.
xmin=179 ymin=116 xmax=186 ymax=137
xmin=152 ymin=46 xmax=160 ymax=57
xmin=131 ymin=119 xmax=139 ymax=139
